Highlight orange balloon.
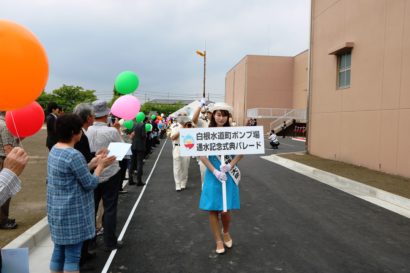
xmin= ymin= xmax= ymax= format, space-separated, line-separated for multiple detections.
xmin=0 ymin=20 xmax=48 ymax=110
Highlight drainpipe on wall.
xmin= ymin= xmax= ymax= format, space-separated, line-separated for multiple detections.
xmin=306 ymin=0 xmax=314 ymax=154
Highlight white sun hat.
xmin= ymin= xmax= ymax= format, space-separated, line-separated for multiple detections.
xmin=210 ymin=102 xmax=233 ymax=114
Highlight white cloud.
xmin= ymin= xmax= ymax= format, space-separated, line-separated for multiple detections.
xmin=1 ymin=0 xmax=309 ymax=102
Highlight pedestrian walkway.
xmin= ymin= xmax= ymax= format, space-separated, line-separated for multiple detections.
xmin=4 ymin=138 xmax=410 ymax=272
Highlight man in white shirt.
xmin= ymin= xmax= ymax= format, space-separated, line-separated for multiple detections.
xmin=170 ymin=111 xmax=192 ymax=191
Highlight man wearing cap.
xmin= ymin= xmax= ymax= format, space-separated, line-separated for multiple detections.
xmin=170 ymin=110 xmax=192 ymax=191
xmin=86 ymin=100 xmax=123 ymax=251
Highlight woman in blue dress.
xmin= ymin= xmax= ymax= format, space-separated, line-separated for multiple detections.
xmin=199 ymin=102 xmax=243 ymax=254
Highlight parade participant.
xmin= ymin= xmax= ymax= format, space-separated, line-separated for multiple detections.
xmin=199 ymin=102 xmax=243 ymax=254
xmin=192 ymin=101 xmax=212 ymax=186
xmin=47 ymin=114 xmax=115 ymax=273
xmin=170 ymin=110 xmax=192 ymax=191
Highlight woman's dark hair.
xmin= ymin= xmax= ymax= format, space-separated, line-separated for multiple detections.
xmin=56 ymin=114 xmax=83 ymax=143
xmin=209 ymin=110 xmax=230 ymax=128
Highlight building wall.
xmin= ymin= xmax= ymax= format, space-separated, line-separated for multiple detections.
xmin=292 ymin=50 xmax=309 ymax=109
xmin=309 ymin=0 xmax=410 ymax=177
xmin=225 ymin=57 xmax=247 ymax=126
xmin=226 ymin=55 xmax=305 ymax=132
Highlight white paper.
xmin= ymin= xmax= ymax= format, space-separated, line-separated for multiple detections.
xmin=107 ymin=142 xmax=132 ymax=161
xmin=1 ymin=248 xmax=29 ymax=273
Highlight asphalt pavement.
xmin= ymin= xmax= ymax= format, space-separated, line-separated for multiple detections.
xmin=81 ymin=137 xmax=410 ymax=273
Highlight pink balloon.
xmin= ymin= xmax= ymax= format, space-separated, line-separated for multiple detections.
xmin=6 ymin=101 xmax=45 ymax=138
xmin=111 ymin=95 xmax=141 ymax=120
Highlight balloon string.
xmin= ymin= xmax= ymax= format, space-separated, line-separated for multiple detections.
xmin=9 ymin=112 xmax=24 ymax=149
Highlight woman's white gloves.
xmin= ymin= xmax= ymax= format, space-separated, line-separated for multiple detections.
xmin=213 ymin=169 xmax=227 ymax=181
xmin=220 ymin=164 xmax=231 ymax=173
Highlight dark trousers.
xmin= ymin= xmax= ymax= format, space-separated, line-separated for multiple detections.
xmin=129 ymin=150 xmax=144 ymax=184
xmin=0 ymin=160 xmax=10 ymax=224
xmin=0 ymin=198 xmax=11 ymax=223
xmin=94 ymin=171 xmax=122 ymax=247
xmin=118 ymin=159 xmax=129 ymax=191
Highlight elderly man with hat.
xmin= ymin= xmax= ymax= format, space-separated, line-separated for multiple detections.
xmin=86 ymin=100 xmax=124 ymax=252
xmin=170 ymin=110 xmax=193 ymax=191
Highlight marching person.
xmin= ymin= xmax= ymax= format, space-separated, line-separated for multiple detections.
xmin=192 ymin=101 xmax=213 ymax=186
xmin=199 ymin=102 xmax=243 ymax=254
xmin=170 ymin=110 xmax=192 ymax=192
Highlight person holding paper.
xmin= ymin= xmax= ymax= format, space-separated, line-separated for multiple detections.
xmin=47 ymin=114 xmax=115 ymax=273
xmin=199 ymin=102 xmax=243 ymax=255
xmin=86 ymin=100 xmax=124 ymax=252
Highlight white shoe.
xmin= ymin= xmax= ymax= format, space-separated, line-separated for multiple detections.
xmin=223 ymin=233 xmax=233 ymax=248
xmin=215 ymin=241 xmax=225 ymax=254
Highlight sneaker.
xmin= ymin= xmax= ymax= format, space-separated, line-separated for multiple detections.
xmin=0 ymin=220 xmax=17 ymax=229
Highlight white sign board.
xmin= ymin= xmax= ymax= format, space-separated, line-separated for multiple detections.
xmin=179 ymin=126 xmax=265 ymax=156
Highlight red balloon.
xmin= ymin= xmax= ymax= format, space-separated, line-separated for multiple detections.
xmin=6 ymin=102 xmax=45 ymax=138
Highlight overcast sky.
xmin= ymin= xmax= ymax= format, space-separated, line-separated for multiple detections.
xmin=1 ymin=0 xmax=310 ymax=103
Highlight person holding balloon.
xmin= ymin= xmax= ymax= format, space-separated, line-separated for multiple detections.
xmin=0 ymin=111 xmax=22 ymax=229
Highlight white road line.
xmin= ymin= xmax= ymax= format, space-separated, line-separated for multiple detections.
xmin=101 ymin=139 xmax=168 ymax=273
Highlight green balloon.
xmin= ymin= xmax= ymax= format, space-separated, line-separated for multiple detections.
xmin=136 ymin=112 xmax=145 ymax=123
xmin=114 ymin=71 xmax=139 ymax=95
xmin=123 ymin=120 xmax=134 ymax=130
xmin=151 ymin=114 xmax=156 ymax=120
xmin=145 ymin=123 xmax=153 ymax=132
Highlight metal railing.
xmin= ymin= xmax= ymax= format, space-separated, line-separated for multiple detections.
xmin=246 ymin=107 xmax=307 ymax=132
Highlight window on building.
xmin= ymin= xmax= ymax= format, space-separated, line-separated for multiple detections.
xmin=337 ymin=52 xmax=351 ymax=89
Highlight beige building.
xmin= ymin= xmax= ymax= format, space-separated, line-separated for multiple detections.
xmin=225 ymin=52 xmax=308 ymax=133
xmin=308 ymin=0 xmax=410 ymax=178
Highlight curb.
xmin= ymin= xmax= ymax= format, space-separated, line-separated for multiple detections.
xmin=4 ymin=217 xmax=49 ymax=249
xmin=262 ymin=155 xmax=410 ymax=218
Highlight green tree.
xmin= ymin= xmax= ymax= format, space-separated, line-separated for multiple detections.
xmin=52 ymin=85 xmax=97 ymax=113
xmin=36 ymin=90 xmax=54 ymax=112
xmin=36 ymin=85 xmax=97 ymax=113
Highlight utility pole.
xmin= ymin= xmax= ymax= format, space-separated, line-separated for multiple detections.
xmin=196 ymin=49 xmax=206 ymax=98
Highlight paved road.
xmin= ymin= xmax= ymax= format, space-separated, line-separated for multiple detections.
xmin=87 ymin=138 xmax=410 ymax=273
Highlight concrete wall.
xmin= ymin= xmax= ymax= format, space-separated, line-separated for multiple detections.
xmin=309 ymin=0 xmax=410 ymax=178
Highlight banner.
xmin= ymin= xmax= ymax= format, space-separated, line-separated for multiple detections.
xmin=179 ymin=126 xmax=265 ymax=156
